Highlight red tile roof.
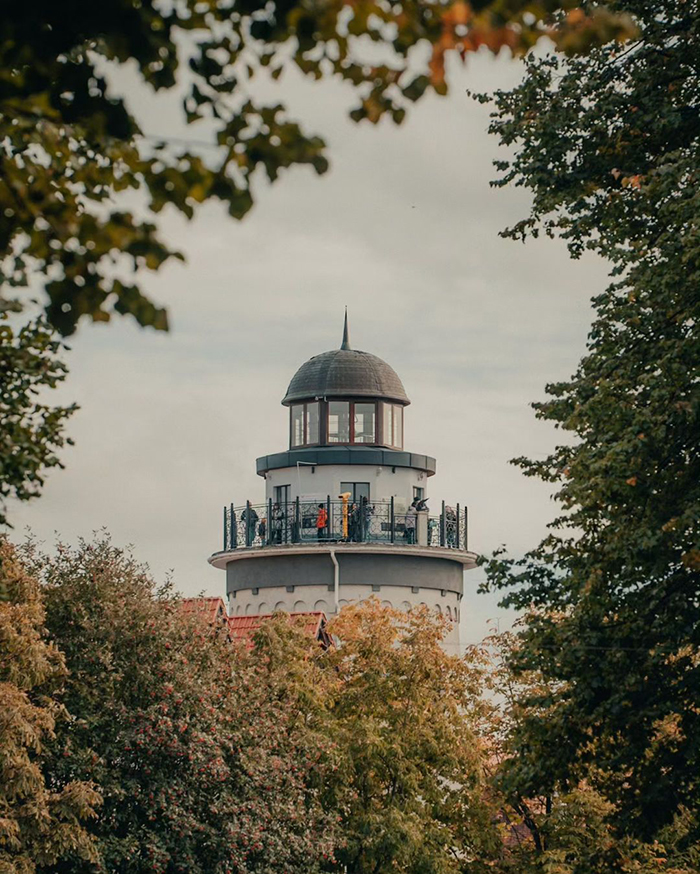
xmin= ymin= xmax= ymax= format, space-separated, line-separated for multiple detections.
xmin=179 ymin=597 xmax=227 ymax=625
xmin=228 ymin=612 xmax=332 ymax=648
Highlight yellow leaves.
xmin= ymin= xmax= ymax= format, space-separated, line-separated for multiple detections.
xmin=661 ymin=517 xmax=678 ymax=532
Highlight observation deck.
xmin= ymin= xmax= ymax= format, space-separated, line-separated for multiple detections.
xmin=209 ymin=498 xmax=474 ymax=571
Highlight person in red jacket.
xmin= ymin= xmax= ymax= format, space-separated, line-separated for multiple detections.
xmin=316 ymin=503 xmax=328 ymax=540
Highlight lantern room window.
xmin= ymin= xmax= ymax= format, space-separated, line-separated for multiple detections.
xmin=382 ymin=402 xmax=403 ymax=449
xmin=354 ymin=403 xmax=376 ymax=443
xmin=306 ymin=402 xmax=319 ymax=444
xmin=329 ymin=401 xmax=378 ymax=444
xmin=290 ymin=401 xmax=320 ymax=447
xmin=290 ymin=399 xmax=402 ymax=447
xmin=328 ymin=401 xmax=350 ymax=443
xmin=291 ymin=405 xmax=304 ymax=447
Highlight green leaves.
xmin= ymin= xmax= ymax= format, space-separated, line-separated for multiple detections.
xmin=0 ymin=0 xmax=635 ymax=337
xmin=318 ymin=601 xmax=500 ymax=873
xmin=34 ymin=534 xmax=337 ymax=874
xmin=0 ymin=318 xmax=76 ymax=526
xmin=481 ymin=0 xmax=700 ymax=852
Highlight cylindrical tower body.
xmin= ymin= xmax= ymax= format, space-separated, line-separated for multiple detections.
xmin=209 ymin=316 xmax=475 ymax=649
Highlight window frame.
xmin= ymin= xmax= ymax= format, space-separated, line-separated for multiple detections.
xmin=327 ymin=400 xmax=352 ymax=444
xmin=353 ymin=402 xmax=376 ymax=444
xmin=326 ymin=400 xmax=379 ymax=446
xmin=290 ymin=399 xmax=403 ymax=447
xmin=340 ymin=481 xmax=371 ymax=502
xmin=380 ymin=401 xmax=404 ymax=449
xmin=289 ymin=401 xmax=321 ymax=448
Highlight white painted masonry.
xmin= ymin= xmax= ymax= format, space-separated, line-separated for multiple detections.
xmin=264 ymin=463 xmax=428 ymax=512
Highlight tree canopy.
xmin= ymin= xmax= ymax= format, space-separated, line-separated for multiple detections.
xmin=479 ymin=0 xmax=700 ymax=850
xmin=0 ymin=319 xmax=76 ymax=526
xmin=320 ymin=601 xmax=500 ymax=873
xmin=28 ymin=535 xmax=336 ymax=874
xmin=0 ymin=0 xmax=636 ymax=336
xmin=0 ymin=539 xmax=99 ymax=873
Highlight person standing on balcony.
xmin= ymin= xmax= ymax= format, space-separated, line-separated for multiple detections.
xmin=348 ymin=502 xmax=360 ymax=542
xmin=240 ymin=505 xmax=259 ymax=544
xmin=446 ymin=506 xmax=457 ymax=547
xmin=361 ymin=496 xmax=372 ymax=540
xmin=405 ymin=500 xmax=417 ymax=544
xmin=271 ymin=502 xmax=284 ymax=544
xmin=316 ymin=503 xmax=328 ymax=540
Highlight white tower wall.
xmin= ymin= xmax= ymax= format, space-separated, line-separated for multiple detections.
xmin=229 ymin=584 xmax=461 ymax=649
xmin=264 ymin=464 xmax=428 ymax=510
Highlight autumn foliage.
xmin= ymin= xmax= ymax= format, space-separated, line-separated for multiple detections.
xmin=0 ymin=540 xmax=98 ymax=873
xmin=4 ymin=531 xmax=699 ymax=872
xmin=18 ymin=536 xmax=336 ymax=874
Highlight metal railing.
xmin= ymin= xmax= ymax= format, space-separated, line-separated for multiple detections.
xmin=221 ymin=498 xmax=468 ymax=552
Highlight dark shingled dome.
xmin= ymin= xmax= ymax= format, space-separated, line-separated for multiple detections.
xmin=282 ymin=348 xmax=410 ymax=406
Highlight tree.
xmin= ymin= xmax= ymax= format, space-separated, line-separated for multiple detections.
xmin=0 ymin=319 xmax=76 ymax=526
xmin=479 ymin=0 xmax=700 ymax=847
xmin=482 ymin=627 xmax=700 ymax=874
xmin=0 ymin=538 xmax=99 ymax=873
xmin=0 ymin=0 xmax=637 ymax=336
xmin=25 ymin=534 xmax=336 ymax=874
xmin=319 ymin=600 xmax=500 ymax=874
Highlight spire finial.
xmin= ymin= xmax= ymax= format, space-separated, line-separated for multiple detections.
xmin=340 ymin=307 xmax=351 ymax=351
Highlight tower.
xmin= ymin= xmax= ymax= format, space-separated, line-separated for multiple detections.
xmin=209 ymin=316 xmax=476 ymax=647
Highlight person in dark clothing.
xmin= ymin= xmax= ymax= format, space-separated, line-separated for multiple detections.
xmin=361 ymin=496 xmax=372 ymax=540
xmin=271 ymin=502 xmax=285 ymax=544
xmin=445 ymin=506 xmax=457 ymax=548
xmin=348 ymin=502 xmax=360 ymax=541
xmin=240 ymin=505 xmax=259 ymax=545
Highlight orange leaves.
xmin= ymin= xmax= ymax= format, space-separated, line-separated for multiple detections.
xmin=681 ymin=549 xmax=700 ymax=570
xmin=428 ymin=0 xmax=519 ymax=90
xmin=552 ymin=6 xmax=640 ymax=57
xmin=611 ymin=167 xmax=645 ymax=189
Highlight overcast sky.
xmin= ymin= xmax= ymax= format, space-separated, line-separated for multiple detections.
xmin=7 ymin=46 xmax=610 ymax=646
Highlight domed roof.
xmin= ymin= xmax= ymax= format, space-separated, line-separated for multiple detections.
xmin=282 ymin=314 xmax=410 ymax=406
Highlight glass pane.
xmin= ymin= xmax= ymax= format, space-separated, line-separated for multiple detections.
xmin=291 ymin=405 xmax=304 ymax=447
xmin=275 ymin=485 xmax=290 ymax=505
xmin=306 ymin=402 xmax=319 ymax=444
xmin=328 ymin=401 xmax=350 ymax=442
xmin=354 ymin=482 xmax=370 ymax=502
xmin=340 ymin=482 xmax=371 ymax=502
xmin=354 ymin=403 xmax=375 ymax=443
xmin=393 ymin=405 xmax=403 ymax=448
xmin=382 ymin=403 xmax=392 ymax=446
